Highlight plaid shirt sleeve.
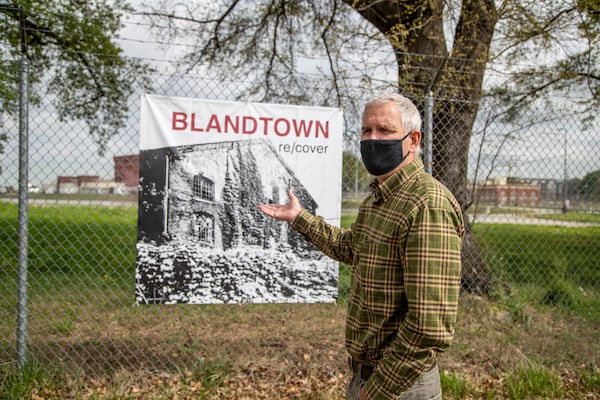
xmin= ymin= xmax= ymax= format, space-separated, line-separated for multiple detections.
xmin=292 ymin=209 xmax=355 ymax=265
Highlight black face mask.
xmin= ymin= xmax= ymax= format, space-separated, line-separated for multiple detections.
xmin=360 ymin=132 xmax=411 ymax=176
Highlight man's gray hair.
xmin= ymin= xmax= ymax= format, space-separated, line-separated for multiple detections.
xmin=363 ymin=93 xmax=422 ymax=134
xmin=363 ymin=93 xmax=423 ymax=157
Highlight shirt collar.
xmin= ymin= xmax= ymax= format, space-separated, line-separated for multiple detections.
xmin=369 ymin=158 xmax=425 ymax=202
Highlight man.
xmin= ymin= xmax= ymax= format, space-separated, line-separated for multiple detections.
xmin=259 ymin=93 xmax=464 ymax=400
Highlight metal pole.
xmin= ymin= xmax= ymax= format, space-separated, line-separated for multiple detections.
xmin=562 ymin=134 xmax=568 ymax=213
xmin=423 ymin=92 xmax=433 ymax=174
xmin=354 ymin=141 xmax=359 ymax=196
xmin=16 ymin=5 xmax=30 ymax=370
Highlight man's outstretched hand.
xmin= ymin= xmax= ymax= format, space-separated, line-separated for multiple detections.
xmin=258 ymin=188 xmax=302 ymax=223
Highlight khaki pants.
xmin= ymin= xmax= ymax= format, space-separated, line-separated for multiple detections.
xmin=346 ymin=364 xmax=441 ymax=400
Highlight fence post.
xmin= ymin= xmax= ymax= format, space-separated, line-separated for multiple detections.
xmin=562 ymin=134 xmax=569 ymax=213
xmin=423 ymin=92 xmax=433 ymax=174
xmin=354 ymin=141 xmax=359 ymax=197
xmin=16 ymin=6 xmax=30 ymax=370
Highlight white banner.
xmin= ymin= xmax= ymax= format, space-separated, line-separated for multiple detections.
xmin=136 ymin=94 xmax=344 ymax=304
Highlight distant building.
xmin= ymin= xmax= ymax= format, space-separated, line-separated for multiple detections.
xmin=80 ymin=180 xmax=127 ymax=195
xmin=56 ymin=175 xmax=127 ymax=195
xmin=518 ymin=177 xmax=566 ymax=202
xmin=474 ymin=177 xmax=541 ymax=207
xmin=57 ymin=175 xmax=100 ymax=194
xmin=54 ymin=155 xmax=139 ymax=196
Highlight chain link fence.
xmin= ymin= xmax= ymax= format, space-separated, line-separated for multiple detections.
xmin=1 ymin=53 xmax=599 ymax=380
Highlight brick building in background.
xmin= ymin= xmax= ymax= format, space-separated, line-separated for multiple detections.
xmin=473 ymin=177 xmax=541 ymax=207
xmin=55 ymin=154 xmax=139 ymax=195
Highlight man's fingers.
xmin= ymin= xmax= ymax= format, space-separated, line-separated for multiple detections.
xmin=259 ymin=204 xmax=281 ymax=217
xmin=258 ymin=204 xmax=274 ymax=216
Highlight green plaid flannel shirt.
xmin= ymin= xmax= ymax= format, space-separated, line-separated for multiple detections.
xmin=292 ymin=158 xmax=464 ymax=400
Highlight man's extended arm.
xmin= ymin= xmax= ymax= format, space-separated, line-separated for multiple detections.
xmin=259 ymin=188 xmax=354 ymax=265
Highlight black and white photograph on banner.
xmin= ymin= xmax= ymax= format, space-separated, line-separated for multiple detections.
xmin=136 ymin=94 xmax=344 ymax=304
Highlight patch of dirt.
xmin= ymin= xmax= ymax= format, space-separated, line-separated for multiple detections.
xmin=9 ymin=297 xmax=600 ymax=399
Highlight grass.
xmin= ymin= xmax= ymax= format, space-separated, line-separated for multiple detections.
xmin=440 ymin=372 xmax=473 ymax=399
xmin=0 ymin=360 xmax=63 ymax=400
xmin=582 ymin=365 xmax=600 ymax=392
xmin=0 ymin=203 xmax=136 ymax=288
xmin=1 ymin=202 xmax=600 ymax=399
xmin=472 ymin=223 xmax=600 ymax=321
xmin=505 ymin=364 xmax=563 ymax=399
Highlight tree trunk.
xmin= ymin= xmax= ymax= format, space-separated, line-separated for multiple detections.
xmin=345 ymin=0 xmax=498 ymax=294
